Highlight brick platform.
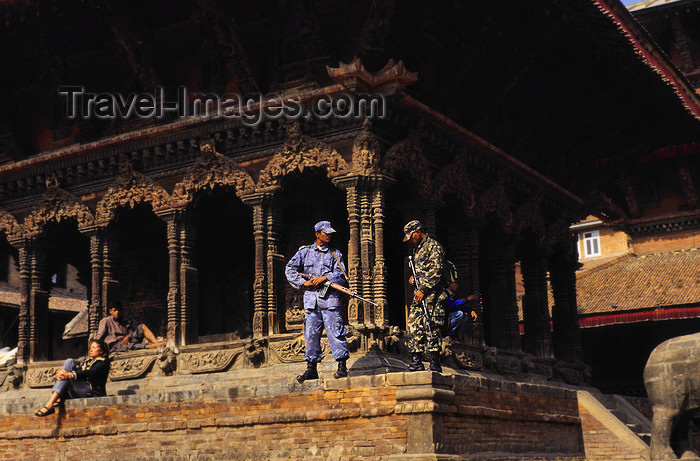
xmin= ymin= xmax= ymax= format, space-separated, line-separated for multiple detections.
xmin=0 ymin=360 xmax=592 ymax=461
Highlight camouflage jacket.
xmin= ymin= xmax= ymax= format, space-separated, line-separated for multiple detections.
xmin=411 ymin=235 xmax=445 ymax=294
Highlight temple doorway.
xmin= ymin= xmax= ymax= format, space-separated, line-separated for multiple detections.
xmin=108 ymin=204 xmax=168 ymax=341
xmin=190 ymin=187 xmax=254 ymax=341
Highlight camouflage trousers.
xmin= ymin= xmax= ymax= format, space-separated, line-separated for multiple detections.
xmin=407 ymin=291 xmax=446 ymax=354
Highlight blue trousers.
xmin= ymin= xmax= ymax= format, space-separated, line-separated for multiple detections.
xmin=52 ymin=358 xmax=93 ymax=399
xmin=304 ymin=306 xmax=349 ymax=362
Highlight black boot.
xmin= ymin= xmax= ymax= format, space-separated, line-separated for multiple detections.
xmin=407 ymin=353 xmax=425 ymax=372
xmin=296 ymin=361 xmax=319 ymax=382
xmin=334 ymin=359 xmax=348 ymax=379
xmin=429 ymin=352 xmax=442 ymax=373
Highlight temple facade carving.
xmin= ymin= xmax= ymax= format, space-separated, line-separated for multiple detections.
xmin=0 ymin=72 xmax=584 ymax=383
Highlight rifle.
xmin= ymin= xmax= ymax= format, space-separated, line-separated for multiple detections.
xmin=407 ymin=256 xmax=434 ymax=342
xmin=299 ymin=272 xmax=379 ymax=307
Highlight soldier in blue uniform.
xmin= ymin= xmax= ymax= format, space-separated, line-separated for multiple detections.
xmin=285 ymin=220 xmax=350 ymax=382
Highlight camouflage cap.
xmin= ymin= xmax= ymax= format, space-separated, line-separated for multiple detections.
xmin=402 ymin=220 xmax=423 ymax=242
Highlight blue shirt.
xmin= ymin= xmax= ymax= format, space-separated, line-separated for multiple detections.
xmin=285 ymin=243 xmax=347 ymax=310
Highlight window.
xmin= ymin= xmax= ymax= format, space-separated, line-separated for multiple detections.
xmin=581 ymin=231 xmax=601 ymax=258
xmin=51 ymin=264 xmax=67 ymax=288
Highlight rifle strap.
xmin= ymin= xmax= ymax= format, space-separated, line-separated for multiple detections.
xmin=332 ymin=250 xmax=349 ymax=281
xmin=306 ymin=244 xmax=349 ymax=282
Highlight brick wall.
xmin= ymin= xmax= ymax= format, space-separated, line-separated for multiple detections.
xmin=0 ymin=377 xmax=405 ymax=461
xmin=577 ymin=391 xmax=649 ymax=461
xmin=0 ymin=372 xmax=588 ymax=461
xmin=443 ymin=378 xmax=583 ymax=457
xmin=633 ymin=229 xmax=700 ymax=255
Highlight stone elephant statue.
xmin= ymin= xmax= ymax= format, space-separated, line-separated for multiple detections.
xmin=644 ymin=333 xmax=700 ymax=460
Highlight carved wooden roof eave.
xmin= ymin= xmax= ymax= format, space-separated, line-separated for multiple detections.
xmin=256 ymin=122 xmax=350 ymax=193
xmin=476 ymin=178 xmax=514 ymax=232
xmin=430 ymin=153 xmax=477 ymax=215
xmin=95 ymin=159 xmax=173 ymax=225
xmin=594 ymin=0 xmax=700 ymax=123
xmin=171 ymin=142 xmax=257 ymax=209
xmin=0 ymin=209 xmax=22 ymax=242
xmin=22 ymin=185 xmax=95 ymax=237
xmin=326 ymin=57 xmax=418 ymax=95
xmin=379 ymin=135 xmax=432 ymax=198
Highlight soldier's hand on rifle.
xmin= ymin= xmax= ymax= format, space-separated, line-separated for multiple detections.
xmin=414 ymin=289 xmax=424 ymax=303
xmin=303 ymin=276 xmax=328 ymax=287
xmin=408 ymin=275 xmax=414 ymax=286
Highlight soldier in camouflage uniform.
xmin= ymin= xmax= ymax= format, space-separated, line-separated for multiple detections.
xmin=403 ymin=220 xmax=446 ymax=372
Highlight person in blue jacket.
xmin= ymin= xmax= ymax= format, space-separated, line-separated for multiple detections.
xmin=444 ymin=281 xmax=478 ymax=340
xmin=285 ymin=220 xmax=350 ymax=382
xmin=35 ymin=338 xmax=110 ymax=417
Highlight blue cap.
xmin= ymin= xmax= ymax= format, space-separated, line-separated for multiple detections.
xmin=314 ymin=220 xmax=336 ymax=234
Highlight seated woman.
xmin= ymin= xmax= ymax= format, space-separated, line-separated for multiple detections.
xmin=96 ymin=303 xmax=165 ymax=353
xmin=34 ymin=338 xmax=110 ymax=417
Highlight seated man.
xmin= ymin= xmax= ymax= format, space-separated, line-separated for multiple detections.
xmin=96 ymin=303 xmax=165 ymax=353
xmin=444 ymin=281 xmax=479 ymax=340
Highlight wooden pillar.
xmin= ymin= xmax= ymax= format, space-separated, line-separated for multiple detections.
xmin=101 ymin=230 xmax=119 ymax=309
xmin=464 ymin=219 xmax=483 ymax=298
xmin=482 ymin=234 xmax=521 ymax=352
xmin=520 ymin=245 xmax=553 ymax=358
xmin=157 ymin=211 xmax=182 ymax=345
xmin=371 ymin=176 xmax=394 ymax=326
xmin=29 ymin=240 xmax=50 ymax=361
xmin=11 ymin=238 xmax=30 ymax=365
xmin=80 ymin=226 xmax=103 ymax=337
xmin=549 ymin=242 xmax=583 ymax=363
xmin=242 ymin=193 xmax=269 ymax=338
xmin=333 ymin=176 xmax=362 ymax=325
xmin=360 ymin=184 xmax=374 ymax=325
xmin=265 ymin=197 xmax=284 ymax=335
xmin=177 ymin=211 xmax=198 ymax=345
xmin=420 ymin=198 xmax=442 ymax=237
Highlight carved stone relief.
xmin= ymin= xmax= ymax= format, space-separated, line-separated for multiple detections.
xmin=181 ymin=349 xmax=241 ymax=374
xmin=109 ymin=355 xmax=158 ymax=381
xmin=244 ymin=338 xmax=267 ymax=367
xmin=285 ymin=291 xmax=304 ymax=332
xmin=171 ymin=139 xmax=256 ymax=208
xmin=351 ymin=120 xmax=381 ymax=175
xmin=95 ymin=154 xmax=172 ymax=224
xmin=268 ymin=336 xmax=330 ymax=363
xmin=257 ymin=121 xmax=350 ymax=191
xmin=454 ymin=349 xmax=483 ymax=370
xmin=26 ymin=366 xmax=60 ymax=388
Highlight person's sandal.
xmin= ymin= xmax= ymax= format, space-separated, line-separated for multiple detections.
xmin=34 ymin=406 xmax=55 ymax=417
xmin=53 ymin=399 xmax=63 ymax=408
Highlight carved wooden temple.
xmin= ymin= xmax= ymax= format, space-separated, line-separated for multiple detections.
xmin=0 ymin=0 xmax=699 ymax=459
